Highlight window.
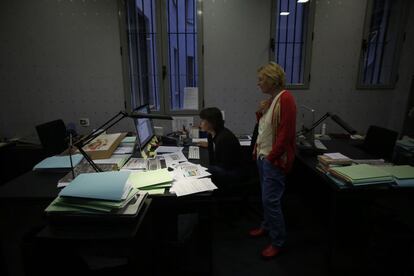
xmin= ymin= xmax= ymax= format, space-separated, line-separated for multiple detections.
xmin=270 ymin=0 xmax=315 ymax=88
xmin=122 ymin=0 xmax=203 ymax=114
xmin=357 ymin=0 xmax=408 ymax=88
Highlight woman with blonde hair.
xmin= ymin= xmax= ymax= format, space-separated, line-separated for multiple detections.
xmin=249 ymin=62 xmax=296 ymax=258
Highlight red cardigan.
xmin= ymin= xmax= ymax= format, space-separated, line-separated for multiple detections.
xmin=254 ymin=91 xmax=297 ymax=173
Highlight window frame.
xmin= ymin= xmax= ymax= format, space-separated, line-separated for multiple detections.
xmin=118 ymin=0 xmax=204 ymax=115
xmin=269 ymin=0 xmax=316 ymax=90
xmin=356 ymin=0 xmax=409 ymax=90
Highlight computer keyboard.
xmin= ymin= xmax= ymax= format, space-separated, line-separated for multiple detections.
xmin=188 ymin=146 xmax=200 ymax=159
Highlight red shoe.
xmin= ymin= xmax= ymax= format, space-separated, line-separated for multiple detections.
xmin=248 ymin=228 xmax=267 ymax=237
xmin=261 ymin=244 xmax=281 ymax=259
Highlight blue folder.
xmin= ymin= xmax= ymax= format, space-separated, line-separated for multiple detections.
xmin=59 ymin=171 xmax=131 ymax=201
xmin=33 ymin=154 xmax=83 ymax=170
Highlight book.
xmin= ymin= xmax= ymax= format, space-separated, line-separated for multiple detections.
xmin=82 ymin=133 xmax=127 ymax=159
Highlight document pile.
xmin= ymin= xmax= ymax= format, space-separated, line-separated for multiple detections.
xmin=170 ymin=162 xmax=217 ymax=196
xmin=328 ymin=164 xmax=394 ymax=186
xmin=396 ymin=136 xmax=414 ymax=152
xmin=46 ymin=171 xmax=147 ymax=217
xmin=127 ymin=168 xmax=174 ymax=195
xmin=380 ymin=165 xmax=414 ymax=187
xmin=316 ymin=152 xmax=353 ymax=174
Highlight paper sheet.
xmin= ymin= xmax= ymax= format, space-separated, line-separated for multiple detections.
xmin=172 ymin=162 xmax=211 ymax=180
xmin=240 ymin=141 xmax=251 ymax=146
xmin=192 ymin=138 xmax=208 ymax=143
xmin=155 ymin=146 xmax=184 ymax=154
xmin=113 ymin=146 xmax=134 ymax=154
xmin=163 ymin=151 xmax=188 ymax=167
xmin=323 ymin=152 xmax=350 ymax=160
xmin=170 ymin=178 xmax=217 ymax=197
xmin=183 ymin=87 xmax=198 ymax=110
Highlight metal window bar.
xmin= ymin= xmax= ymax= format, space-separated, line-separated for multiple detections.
xmin=376 ymin=2 xmax=392 ymax=84
xmin=363 ymin=0 xmax=392 ymax=85
xmin=150 ymin=0 xmax=158 ymax=110
xmin=275 ymin=0 xmax=307 ymax=85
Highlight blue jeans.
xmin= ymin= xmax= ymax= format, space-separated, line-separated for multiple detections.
xmin=257 ymin=158 xmax=286 ymax=247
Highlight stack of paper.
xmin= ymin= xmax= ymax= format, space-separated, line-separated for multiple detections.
xmin=162 ymin=151 xmax=188 ymax=167
xmin=396 ymin=136 xmax=414 ymax=152
xmin=172 ymin=162 xmax=211 ymax=180
xmin=170 ymin=178 xmax=217 ymax=197
xmin=329 ymin=164 xmax=394 ymax=186
xmin=93 ymin=154 xmax=131 ymax=170
xmin=46 ymin=171 xmax=147 ymax=216
xmin=380 ymin=165 xmax=414 ymax=187
xmin=316 ymin=153 xmax=353 ymax=173
xmin=33 ymin=154 xmax=84 ymax=171
xmin=128 ymin=169 xmax=173 ymax=193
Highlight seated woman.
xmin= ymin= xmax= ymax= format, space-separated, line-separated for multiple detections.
xmin=198 ymin=107 xmax=243 ymax=190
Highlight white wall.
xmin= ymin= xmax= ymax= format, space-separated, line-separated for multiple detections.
xmin=203 ymin=0 xmax=414 ymax=135
xmin=203 ymin=0 xmax=272 ymax=134
xmin=0 ymin=0 xmax=413 ymax=140
xmin=0 ymin=0 xmax=128 ymax=139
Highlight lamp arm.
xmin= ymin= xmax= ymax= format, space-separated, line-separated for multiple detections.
xmin=297 ymin=112 xmax=331 ymax=137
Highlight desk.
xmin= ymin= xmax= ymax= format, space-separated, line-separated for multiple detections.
xmin=295 ymin=139 xmax=414 ymax=273
xmin=0 ymin=146 xmax=213 ymax=275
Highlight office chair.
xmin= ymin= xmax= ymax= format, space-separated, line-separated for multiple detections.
xmin=35 ymin=119 xmax=68 ymax=156
xmin=361 ymin=125 xmax=399 ymax=161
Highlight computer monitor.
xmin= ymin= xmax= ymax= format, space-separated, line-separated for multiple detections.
xmin=133 ymin=104 xmax=155 ymax=148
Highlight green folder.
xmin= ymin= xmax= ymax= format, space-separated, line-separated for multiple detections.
xmin=379 ymin=165 xmax=414 ymax=180
xmin=139 ymin=183 xmax=172 ymax=190
xmin=330 ymin=164 xmax=393 ymax=184
xmin=56 ymin=188 xmax=139 ymax=213
xmin=128 ymin=169 xmax=173 ymax=189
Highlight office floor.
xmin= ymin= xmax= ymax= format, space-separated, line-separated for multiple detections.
xmin=172 ymin=190 xmax=414 ymax=276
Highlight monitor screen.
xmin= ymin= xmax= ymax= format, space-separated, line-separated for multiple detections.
xmin=134 ymin=105 xmax=154 ymax=148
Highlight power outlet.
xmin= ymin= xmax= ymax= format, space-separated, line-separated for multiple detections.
xmin=79 ymin=118 xmax=90 ymax=127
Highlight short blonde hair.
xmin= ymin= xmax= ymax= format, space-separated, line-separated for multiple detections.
xmin=257 ymin=62 xmax=286 ymax=90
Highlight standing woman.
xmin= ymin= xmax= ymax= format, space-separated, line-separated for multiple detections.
xmin=249 ymin=62 xmax=296 ymax=258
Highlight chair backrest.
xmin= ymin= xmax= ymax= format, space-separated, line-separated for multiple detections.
xmin=362 ymin=125 xmax=398 ymax=160
xmin=35 ymin=119 xmax=68 ymax=156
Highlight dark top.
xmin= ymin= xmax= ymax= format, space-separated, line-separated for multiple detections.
xmin=207 ymin=127 xmax=242 ymax=170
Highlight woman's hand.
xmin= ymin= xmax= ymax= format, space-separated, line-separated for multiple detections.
xmin=197 ymin=141 xmax=208 ymax=148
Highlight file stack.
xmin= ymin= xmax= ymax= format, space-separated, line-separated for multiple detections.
xmin=127 ymin=168 xmax=174 ymax=195
xmin=46 ymin=171 xmax=147 ymax=217
xmin=316 ymin=152 xmax=353 ymax=174
xmin=328 ymin=164 xmax=394 ymax=186
xmin=380 ymin=165 xmax=414 ymax=187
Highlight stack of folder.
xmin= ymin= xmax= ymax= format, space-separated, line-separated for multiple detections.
xmin=46 ymin=171 xmax=147 ymax=217
xmin=328 ymin=164 xmax=394 ymax=186
xmin=127 ymin=168 xmax=173 ymax=195
xmin=380 ymin=165 xmax=414 ymax=187
xmin=316 ymin=153 xmax=353 ymax=174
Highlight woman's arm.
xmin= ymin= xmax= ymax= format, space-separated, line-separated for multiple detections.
xmin=266 ymin=93 xmax=296 ymax=163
